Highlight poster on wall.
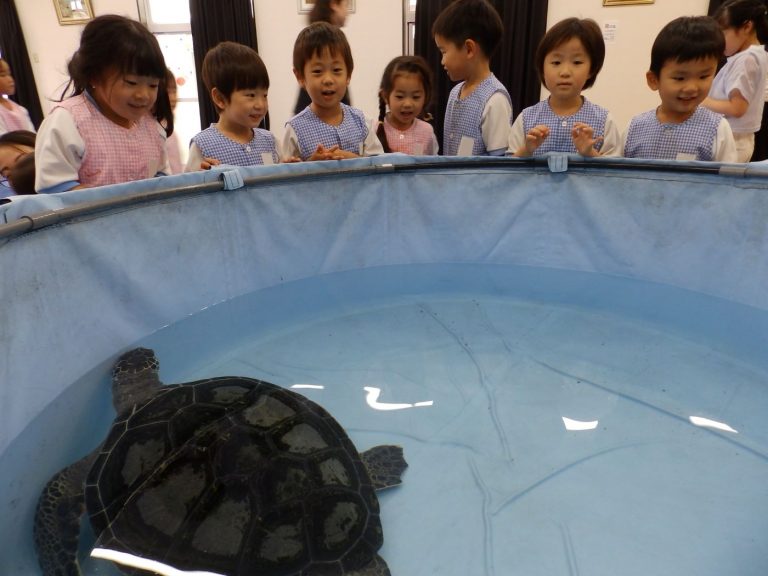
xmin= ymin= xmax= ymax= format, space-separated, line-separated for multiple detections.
xmin=54 ymin=0 xmax=94 ymax=25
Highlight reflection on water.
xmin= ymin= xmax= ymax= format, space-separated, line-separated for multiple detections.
xmin=2 ymin=264 xmax=768 ymax=576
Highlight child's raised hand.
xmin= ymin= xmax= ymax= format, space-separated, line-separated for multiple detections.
xmin=517 ymin=124 xmax=549 ymax=157
xmin=571 ymin=123 xmax=603 ymax=157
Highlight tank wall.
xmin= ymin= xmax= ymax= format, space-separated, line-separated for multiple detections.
xmin=2 ymin=155 xmax=768 ymax=456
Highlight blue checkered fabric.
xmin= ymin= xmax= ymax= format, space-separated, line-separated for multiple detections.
xmin=287 ymin=104 xmax=369 ymax=160
xmin=192 ymin=125 xmax=279 ymax=166
xmin=624 ymin=107 xmax=721 ymax=161
xmin=522 ymin=98 xmax=608 ymax=155
xmin=443 ymin=74 xmax=511 ymax=156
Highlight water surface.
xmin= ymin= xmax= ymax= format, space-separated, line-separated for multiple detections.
xmin=3 ymin=264 xmax=767 ymax=575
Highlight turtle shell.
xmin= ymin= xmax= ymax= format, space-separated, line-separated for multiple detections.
xmin=84 ymin=377 xmax=383 ymax=575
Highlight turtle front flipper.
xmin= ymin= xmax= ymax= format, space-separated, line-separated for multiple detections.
xmin=34 ymin=452 xmax=97 ymax=576
xmin=344 ymin=554 xmax=392 ymax=576
xmin=360 ymin=445 xmax=407 ymax=491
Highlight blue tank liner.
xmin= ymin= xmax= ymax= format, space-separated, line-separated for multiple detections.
xmin=1 ymin=154 xmax=768 ymax=574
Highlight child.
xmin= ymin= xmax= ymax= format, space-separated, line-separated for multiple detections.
xmin=35 ymin=15 xmax=173 ymax=194
xmin=703 ymin=0 xmax=768 ymax=162
xmin=309 ymin=0 xmax=350 ymax=27
xmin=508 ymin=18 xmax=620 ymax=158
xmin=0 ymin=130 xmax=35 ymax=197
xmin=623 ymin=16 xmax=737 ymax=162
xmin=0 ymin=58 xmax=35 ymax=134
xmin=185 ymin=42 xmax=279 ymax=171
xmin=164 ymin=68 xmax=184 ymax=174
xmin=376 ymin=55 xmax=439 ymax=155
xmin=293 ymin=0 xmax=352 ymax=114
xmin=432 ymin=0 xmax=512 ymax=156
xmin=284 ymin=22 xmax=383 ymax=161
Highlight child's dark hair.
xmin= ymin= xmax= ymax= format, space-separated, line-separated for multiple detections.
xmin=535 ymin=18 xmax=605 ymax=90
xmin=376 ymin=56 xmax=433 ymax=153
xmin=202 ymin=41 xmax=269 ymax=111
xmin=649 ymin=16 xmax=725 ymax=76
xmin=63 ymin=15 xmax=173 ymax=135
xmin=0 ymin=130 xmax=36 ymax=149
xmin=165 ymin=68 xmax=176 ymax=90
xmin=293 ymin=21 xmax=354 ymax=77
xmin=7 ymin=152 xmax=35 ymax=195
xmin=715 ymin=0 xmax=768 ymax=43
xmin=431 ymin=0 xmax=504 ymax=59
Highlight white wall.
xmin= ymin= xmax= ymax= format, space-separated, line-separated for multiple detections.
xmin=16 ymin=0 xmax=711 ymax=143
xmin=14 ymin=0 xmax=401 ymax=145
xmin=546 ymin=0 xmax=710 ymax=131
xmin=16 ymin=0 xmax=139 ymax=115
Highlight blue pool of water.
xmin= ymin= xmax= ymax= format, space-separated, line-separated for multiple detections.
xmin=3 ymin=263 xmax=767 ymax=575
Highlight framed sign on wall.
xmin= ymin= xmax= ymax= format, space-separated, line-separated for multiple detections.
xmin=603 ymin=0 xmax=654 ymax=5
xmin=54 ymin=0 xmax=94 ymax=25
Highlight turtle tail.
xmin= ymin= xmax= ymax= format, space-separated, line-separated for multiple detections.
xmin=361 ymin=445 xmax=407 ymax=491
xmin=34 ymin=452 xmax=96 ymax=576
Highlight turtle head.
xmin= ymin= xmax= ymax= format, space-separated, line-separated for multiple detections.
xmin=111 ymin=347 xmax=163 ymax=414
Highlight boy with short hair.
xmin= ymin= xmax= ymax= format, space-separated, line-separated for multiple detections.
xmin=283 ymin=22 xmax=383 ymax=161
xmin=622 ymin=16 xmax=738 ymax=162
xmin=432 ymin=0 xmax=512 ymax=156
xmin=185 ymin=41 xmax=280 ymax=171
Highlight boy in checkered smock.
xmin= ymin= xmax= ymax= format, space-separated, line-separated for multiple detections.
xmin=622 ymin=16 xmax=737 ymax=162
xmin=35 ymin=16 xmax=173 ymax=194
xmin=186 ymin=42 xmax=279 ymax=171
xmin=508 ymin=18 xmax=621 ymax=158
xmin=283 ymin=22 xmax=383 ymax=161
xmin=432 ymin=0 xmax=512 ymax=156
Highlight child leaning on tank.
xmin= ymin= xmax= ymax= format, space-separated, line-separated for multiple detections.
xmin=622 ymin=15 xmax=738 ymax=162
xmin=185 ymin=41 xmax=284 ymax=171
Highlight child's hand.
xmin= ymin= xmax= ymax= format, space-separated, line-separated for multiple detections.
xmin=308 ymin=144 xmax=339 ymax=161
xmin=328 ymin=149 xmax=359 ymax=160
xmin=308 ymin=144 xmax=358 ymax=161
xmin=200 ymin=157 xmax=221 ymax=170
xmin=516 ymin=125 xmax=549 ymax=156
xmin=281 ymin=156 xmax=302 ymax=163
xmin=571 ymin=123 xmax=603 ymax=157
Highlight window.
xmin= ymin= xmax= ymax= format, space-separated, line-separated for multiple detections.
xmin=138 ymin=0 xmax=199 ymax=164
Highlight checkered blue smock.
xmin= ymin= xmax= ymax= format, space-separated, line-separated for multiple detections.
xmin=192 ymin=125 xmax=279 ymax=166
xmin=443 ymin=74 xmax=511 ymax=156
xmin=624 ymin=107 xmax=721 ymax=161
xmin=287 ymin=104 xmax=368 ymax=160
xmin=522 ymin=98 xmax=608 ymax=155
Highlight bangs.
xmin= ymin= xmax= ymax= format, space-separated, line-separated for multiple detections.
xmin=231 ymin=57 xmax=269 ymax=91
xmin=119 ymin=36 xmax=167 ymax=79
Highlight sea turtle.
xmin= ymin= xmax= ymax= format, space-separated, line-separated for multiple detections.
xmin=34 ymin=347 xmax=407 ymax=576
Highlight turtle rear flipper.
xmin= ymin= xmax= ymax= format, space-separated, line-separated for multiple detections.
xmin=34 ymin=453 xmax=96 ymax=576
xmin=360 ymin=445 xmax=407 ymax=490
xmin=345 ymin=554 xmax=391 ymax=576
